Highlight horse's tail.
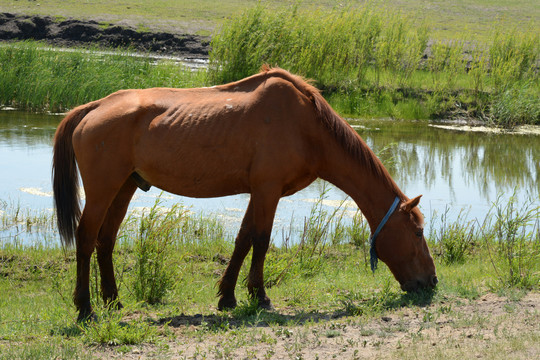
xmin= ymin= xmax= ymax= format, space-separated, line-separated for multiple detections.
xmin=52 ymin=102 xmax=98 ymax=247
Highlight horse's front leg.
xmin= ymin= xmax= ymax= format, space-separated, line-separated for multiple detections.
xmin=247 ymin=231 xmax=272 ymax=309
xmin=244 ymin=189 xmax=280 ymax=309
xmin=218 ymin=189 xmax=279 ymax=310
xmin=218 ymin=201 xmax=254 ymax=310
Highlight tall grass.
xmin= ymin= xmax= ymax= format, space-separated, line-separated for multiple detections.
xmin=484 ymin=195 xmax=540 ymax=289
xmin=2 ymin=13 xmax=538 ymax=125
xmin=118 ymin=197 xmax=231 ymax=305
xmin=209 ymin=4 xmax=429 ymax=89
xmin=425 ymin=194 xmax=540 ymax=291
xmin=0 ymin=42 xmax=207 ymax=112
xmin=209 ymin=4 xmax=540 ymax=125
xmin=1 ymin=187 xmax=538 ymax=332
xmin=263 ymin=186 xmax=353 ymax=288
xmin=128 ymin=199 xmax=181 ymax=304
xmin=429 ymin=207 xmax=476 ymax=265
xmin=2 ymin=188 xmax=538 ymax=297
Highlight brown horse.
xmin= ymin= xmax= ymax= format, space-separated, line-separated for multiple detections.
xmin=53 ymin=66 xmax=437 ymax=321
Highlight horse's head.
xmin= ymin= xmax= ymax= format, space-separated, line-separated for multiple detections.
xmin=375 ymin=195 xmax=438 ymax=292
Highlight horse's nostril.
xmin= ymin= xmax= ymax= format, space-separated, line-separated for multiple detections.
xmin=431 ymin=275 xmax=438 ymax=286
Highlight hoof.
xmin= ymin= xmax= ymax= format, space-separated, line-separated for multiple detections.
xmin=77 ymin=310 xmax=97 ymax=324
xmin=257 ymin=297 xmax=273 ymax=310
xmin=218 ymin=296 xmax=237 ymax=311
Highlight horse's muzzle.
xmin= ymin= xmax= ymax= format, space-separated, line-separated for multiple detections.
xmin=401 ymin=274 xmax=438 ymax=292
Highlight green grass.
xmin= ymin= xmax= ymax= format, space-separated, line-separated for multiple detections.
xmin=3 ymin=9 xmax=536 ymax=125
xmin=0 ymin=190 xmax=538 ymax=358
xmin=0 ymin=42 xmax=207 ymax=113
xmin=209 ymin=4 xmax=539 ymax=125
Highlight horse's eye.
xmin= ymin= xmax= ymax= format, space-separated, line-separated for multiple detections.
xmin=415 ymin=230 xmax=424 ymax=238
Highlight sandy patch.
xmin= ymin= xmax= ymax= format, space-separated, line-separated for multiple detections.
xmin=430 ymin=124 xmax=540 ymax=135
xmin=19 ymin=187 xmax=53 ymax=197
xmin=303 ymin=198 xmax=357 ymax=209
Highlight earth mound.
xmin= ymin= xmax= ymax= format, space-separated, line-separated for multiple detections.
xmin=0 ymin=12 xmax=210 ymax=58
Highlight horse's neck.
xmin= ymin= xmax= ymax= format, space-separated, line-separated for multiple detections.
xmin=318 ymin=139 xmax=401 ymax=229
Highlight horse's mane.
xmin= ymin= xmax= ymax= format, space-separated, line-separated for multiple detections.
xmin=259 ymin=65 xmax=404 ymax=198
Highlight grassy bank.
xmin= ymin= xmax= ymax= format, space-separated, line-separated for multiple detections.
xmin=0 ymin=1 xmax=538 ymax=125
xmin=0 ymin=42 xmax=207 ymax=113
xmin=1 ymin=5 xmax=538 ymax=125
xmin=209 ymin=4 xmax=539 ymax=125
xmin=1 ymin=34 xmax=538 ymax=126
xmin=0 ymin=193 xmax=538 ymax=359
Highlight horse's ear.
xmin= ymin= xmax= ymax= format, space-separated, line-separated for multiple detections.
xmin=401 ymin=195 xmax=422 ymax=213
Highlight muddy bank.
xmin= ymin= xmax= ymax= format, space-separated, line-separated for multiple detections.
xmin=0 ymin=12 xmax=210 ymax=58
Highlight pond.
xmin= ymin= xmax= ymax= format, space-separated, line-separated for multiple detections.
xmin=0 ymin=110 xmax=538 ymax=246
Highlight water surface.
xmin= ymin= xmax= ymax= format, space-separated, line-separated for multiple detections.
xmin=1 ymin=110 xmax=538 ymax=245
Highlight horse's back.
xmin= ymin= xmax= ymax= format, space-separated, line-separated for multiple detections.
xmin=71 ymin=79 xmax=319 ymax=198
xmin=134 ymin=82 xmax=316 ymax=197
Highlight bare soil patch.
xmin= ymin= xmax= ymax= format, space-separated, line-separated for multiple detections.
xmin=94 ymin=292 xmax=539 ymax=359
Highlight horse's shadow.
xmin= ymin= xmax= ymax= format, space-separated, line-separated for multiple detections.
xmin=156 ymin=288 xmax=436 ymax=329
xmin=52 ymin=288 xmax=436 ymax=339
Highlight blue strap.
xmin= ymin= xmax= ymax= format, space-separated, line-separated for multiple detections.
xmin=370 ymin=196 xmax=401 ymax=273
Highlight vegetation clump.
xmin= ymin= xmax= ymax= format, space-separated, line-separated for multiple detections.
xmin=0 ymin=42 xmax=207 ymax=113
xmin=209 ymin=4 xmax=539 ymax=126
xmin=1 ymin=3 xmax=538 ymax=126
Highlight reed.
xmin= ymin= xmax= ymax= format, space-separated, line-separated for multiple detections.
xmin=0 ymin=42 xmax=207 ymax=113
xmin=209 ymin=4 xmax=540 ymax=126
xmin=127 ymin=199 xmax=180 ymax=305
xmin=1 ymin=25 xmax=538 ymax=125
xmin=483 ymin=194 xmax=540 ymax=290
xmin=428 ymin=207 xmax=478 ymax=265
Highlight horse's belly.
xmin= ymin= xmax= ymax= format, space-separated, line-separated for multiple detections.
xmin=162 ymin=180 xmax=250 ymax=198
xmin=138 ymin=165 xmax=251 ymax=198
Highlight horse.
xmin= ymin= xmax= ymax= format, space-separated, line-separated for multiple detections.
xmin=53 ymin=65 xmax=437 ymax=322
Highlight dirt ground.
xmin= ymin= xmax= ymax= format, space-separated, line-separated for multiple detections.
xmin=94 ymin=292 xmax=539 ymax=359
xmin=0 ymin=12 xmax=209 ymax=58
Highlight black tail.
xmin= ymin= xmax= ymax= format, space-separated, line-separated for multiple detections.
xmin=52 ymin=103 xmax=97 ymax=247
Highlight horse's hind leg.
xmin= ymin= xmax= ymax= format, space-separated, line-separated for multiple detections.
xmin=74 ymin=197 xmax=112 ymax=322
xmin=246 ymin=190 xmax=279 ymax=309
xmin=96 ymin=178 xmax=137 ymax=309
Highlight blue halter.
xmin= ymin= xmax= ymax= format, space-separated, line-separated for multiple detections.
xmin=369 ymin=196 xmax=401 ymax=273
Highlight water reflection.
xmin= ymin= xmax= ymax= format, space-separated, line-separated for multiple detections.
xmin=1 ymin=111 xmax=538 ymax=244
xmin=0 ymin=111 xmax=60 ymax=148
xmin=353 ymin=119 xmax=539 ymax=205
